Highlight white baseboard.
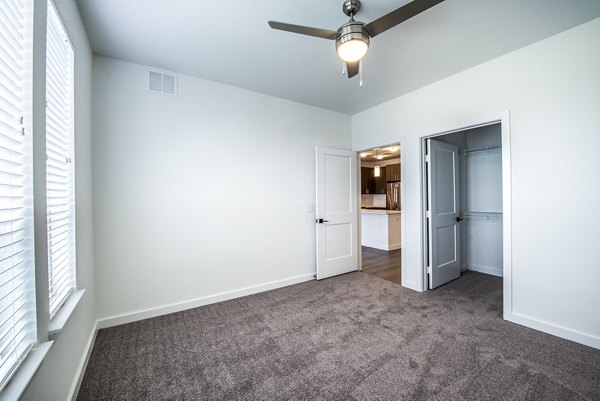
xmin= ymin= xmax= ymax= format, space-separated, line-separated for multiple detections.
xmin=506 ymin=312 xmax=600 ymax=350
xmin=68 ymin=321 xmax=98 ymax=401
xmin=97 ymin=273 xmax=315 ymax=329
xmin=401 ymin=279 xmax=422 ymax=292
xmin=467 ymin=264 xmax=503 ymax=277
xmin=361 ymin=241 xmax=388 ymax=250
xmin=362 ymin=241 xmax=400 ymax=251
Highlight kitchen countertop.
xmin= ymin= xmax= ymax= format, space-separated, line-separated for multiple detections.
xmin=361 ymin=209 xmax=402 ymax=215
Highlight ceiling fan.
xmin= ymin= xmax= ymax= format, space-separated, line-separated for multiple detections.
xmin=268 ymin=0 xmax=445 ymax=79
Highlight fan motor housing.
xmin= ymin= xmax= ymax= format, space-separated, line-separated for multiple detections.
xmin=336 ymin=21 xmax=370 ymax=52
xmin=342 ymin=0 xmax=361 ymax=16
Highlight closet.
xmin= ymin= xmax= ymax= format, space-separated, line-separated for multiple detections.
xmin=434 ymin=123 xmax=503 ymax=278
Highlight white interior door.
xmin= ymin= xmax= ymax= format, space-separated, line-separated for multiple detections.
xmin=315 ymin=147 xmax=358 ymax=280
xmin=427 ymin=139 xmax=461 ymax=289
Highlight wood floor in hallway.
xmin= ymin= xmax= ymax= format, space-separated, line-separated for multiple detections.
xmin=361 ymin=246 xmax=401 ymax=284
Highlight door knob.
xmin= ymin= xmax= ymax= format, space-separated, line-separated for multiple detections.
xmin=316 ymin=218 xmax=329 ymax=224
xmin=456 ymin=217 xmax=463 ymax=222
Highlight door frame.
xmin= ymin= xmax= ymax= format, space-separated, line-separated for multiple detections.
xmin=419 ymin=112 xmax=513 ymax=319
xmin=356 ymin=139 xmax=406 ymax=285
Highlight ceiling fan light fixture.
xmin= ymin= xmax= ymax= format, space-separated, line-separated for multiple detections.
xmin=335 ymin=22 xmax=370 ymax=62
xmin=337 ymin=39 xmax=368 ymax=62
xmin=269 ymin=0 xmax=446 ymax=78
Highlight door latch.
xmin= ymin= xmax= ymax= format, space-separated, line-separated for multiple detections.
xmin=316 ymin=218 xmax=329 ymax=224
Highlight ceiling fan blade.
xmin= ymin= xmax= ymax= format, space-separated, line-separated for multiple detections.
xmin=364 ymin=0 xmax=445 ymax=38
xmin=346 ymin=61 xmax=359 ymax=78
xmin=268 ymin=21 xmax=338 ymax=40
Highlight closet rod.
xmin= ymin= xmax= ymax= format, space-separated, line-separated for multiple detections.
xmin=462 ymin=145 xmax=502 ymax=156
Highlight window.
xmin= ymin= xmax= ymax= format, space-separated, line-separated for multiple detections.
xmin=0 ymin=0 xmax=37 ymax=390
xmin=46 ymin=1 xmax=75 ymax=318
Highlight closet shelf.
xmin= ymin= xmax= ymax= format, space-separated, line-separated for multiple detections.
xmin=462 ymin=146 xmax=502 ymax=157
xmin=463 ymin=211 xmax=503 ymax=220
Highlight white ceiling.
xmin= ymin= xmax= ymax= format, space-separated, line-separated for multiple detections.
xmin=76 ymin=0 xmax=600 ymax=115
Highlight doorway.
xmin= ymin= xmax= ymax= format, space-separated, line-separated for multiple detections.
xmin=359 ymin=144 xmax=402 ymax=284
xmin=421 ymin=120 xmax=510 ymax=295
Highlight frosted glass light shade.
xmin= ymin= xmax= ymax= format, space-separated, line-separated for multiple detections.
xmin=374 ymin=166 xmax=380 ymax=177
xmin=337 ymin=39 xmax=368 ymax=62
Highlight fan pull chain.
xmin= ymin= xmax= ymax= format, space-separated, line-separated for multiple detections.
xmin=359 ymin=60 xmax=363 ymax=88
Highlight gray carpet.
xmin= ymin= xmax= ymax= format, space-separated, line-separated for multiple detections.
xmin=77 ymin=272 xmax=600 ymax=400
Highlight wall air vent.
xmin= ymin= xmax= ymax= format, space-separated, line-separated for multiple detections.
xmin=149 ymin=70 xmax=177 ymax=96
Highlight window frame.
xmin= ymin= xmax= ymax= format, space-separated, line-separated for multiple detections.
xmin=45 ymin=0 xmax=77 ymax=321
xmin=0 ymin=0 xmax=83 ymax=399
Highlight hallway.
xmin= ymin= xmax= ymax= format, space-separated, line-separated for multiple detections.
xmin=361 ymin=246 xmax=401 ymax=284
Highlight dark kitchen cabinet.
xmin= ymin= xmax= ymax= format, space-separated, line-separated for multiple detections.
xmin=361 ymin=166 xmax=387 ymax=194
xmin=386 ymin=163 xmax=400 ymax=182
xmin=361 ymin=167 xmax=371 ymax=194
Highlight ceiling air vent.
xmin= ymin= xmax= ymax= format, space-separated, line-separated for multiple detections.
xmin=149 ymin=70 xmax=177 ymax=96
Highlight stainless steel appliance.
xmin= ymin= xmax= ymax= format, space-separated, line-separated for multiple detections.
xmin=386 ymin=182 xmax=401 ymax=211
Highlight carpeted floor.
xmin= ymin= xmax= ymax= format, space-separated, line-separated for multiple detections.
xmin=77 ymin=272 xmax=600 ymax=400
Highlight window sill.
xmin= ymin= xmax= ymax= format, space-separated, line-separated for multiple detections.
xmin=48 ymin=289 xmax=85 ymax=340
xmin=0 ymin=342 xmax=53 ymax=401
xmin=0 ymin=290 xmax=85 ymax=400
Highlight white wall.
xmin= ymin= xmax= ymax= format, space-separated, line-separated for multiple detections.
xmin=22 ymin=0 xmax=96 ymax=400
xmin=92 ymin=56 xmax=351 ymax=322
xmin=352 ymin=18 xmax=600 ymax=347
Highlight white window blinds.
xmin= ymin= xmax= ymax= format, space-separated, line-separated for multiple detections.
xmin=46 ymin=1 xmax=75 ymax=318
xmin=0 ymin=0 xmax=37 ymax=390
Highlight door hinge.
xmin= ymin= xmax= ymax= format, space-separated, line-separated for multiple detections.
xmin=426 ymin=211 xmax=431 ymax=218
xmin=425 ymin=155 xmax=430 ymax=163
xmin=427 ymin=265 xmax=432 ymax=274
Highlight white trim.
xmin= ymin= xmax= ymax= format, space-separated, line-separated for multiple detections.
xmin=402 ymin=280 xmax=420 ymax=292
xmin=399 ymin=137 xmax=407 ymax=290
xmin=506 ymin=313 xmax=600 ymax=350
xmin=0 ymin=342 xmax=53 ymax=401
xmin=97 ymin=273 xmax=315 ymax=329
xmin=499 ymin=111 xmax=513 ymax=321
xmin=419 ymin=135 xmax=428 ymax=293
xmin=419 ymin=112 xmax=511 ymax=298
xmin=356 ymin=139 xmax=405 ymax=285
xmin=48 ymin=289 xmax=85 ymax=339
xmin=68 ymin=322 xmax=98 ymax=401
xmin=357 ymin=159 xmax=363 ymax=272
xmin=361 ymin=158 xmax=400 ymax=168
xmin=360 ymin=241 xmax=400 ymax=251
xmin=361 ymin=241 xmax=386 ymax=250
xmin=467 ymin=264 xmax=503 ymax=277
